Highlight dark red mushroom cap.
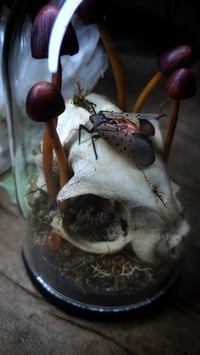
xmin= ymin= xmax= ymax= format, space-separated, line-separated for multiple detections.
xmin=166 ymin=68 xmax=197 ymax=100
xmin=60 ymin=23 xmax=79 ymax=56
xmin=26 ymin=81 xmax=65 ymax=122
xmin=157 ymin=45 xmax=192 ymax=77
xmin=76 ymin=0 xmax=108 ymax=24
xmin=31 ymin=4 xmax=79 ymax=59
xmin=27 ymin=0 xmax=49 ymax=19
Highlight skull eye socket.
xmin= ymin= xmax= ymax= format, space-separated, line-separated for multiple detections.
xmin=61 ymin=194 xmax=129 ymax=242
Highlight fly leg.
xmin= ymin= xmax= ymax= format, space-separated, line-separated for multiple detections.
xmin=78 ymin=124 xmax=100 ymax=160
xmin=91 ymin=134 xmax=100 ymax=160
xmin=78 ymin=124 xmax=91 ymax=144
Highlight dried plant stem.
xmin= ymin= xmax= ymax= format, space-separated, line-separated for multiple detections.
xmin=97 ymin=22 xmax=126 ymax=111
xmin=133 ymin=71 xmax=163 ymax=112
xmin=164 ymin=99 xmax=180 ymax=161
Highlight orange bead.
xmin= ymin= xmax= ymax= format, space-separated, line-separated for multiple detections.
xmin=59 ymin=244 xmax=72 ymax=257
xmin=47 ymin=231 xmax=62 ymax=251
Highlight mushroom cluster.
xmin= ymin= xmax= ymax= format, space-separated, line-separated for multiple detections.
xmin=133 ymin=44 xmax=196 ymax=160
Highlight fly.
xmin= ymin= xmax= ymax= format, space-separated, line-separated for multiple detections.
xmin=79 ymin=111 xmax=164 ymax=167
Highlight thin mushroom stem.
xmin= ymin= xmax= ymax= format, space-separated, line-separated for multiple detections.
xmin=26 ymin=81 xmax=69 ymax=206
xmin=42 ymin=135 xmax=58 ymax=201
xmin=97 ymin=22 xmax=126 ymax=111
xmin=164 ymin=67 xmax=196 ymax=162
xmin=51 ymin=58 xmax=62 ymax=126
xmin=164 ymin=99 xmax=180 ymax=162
xmin=42 ymin=59 xmax=62 ymax=200
xmin=31 ymin=2 xmax=78 ymax=202
xmin=45 ymin=120 xmax=70 ymax=189
xmin=133 ymin=71 xmax=163 ymax=112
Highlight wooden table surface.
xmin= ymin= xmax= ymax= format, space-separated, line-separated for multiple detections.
xmin=1 ymin=13 xmax=200 ymax=354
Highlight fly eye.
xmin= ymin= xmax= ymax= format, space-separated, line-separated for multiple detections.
xmin=139 ymin=119 xmax=155 ymax=136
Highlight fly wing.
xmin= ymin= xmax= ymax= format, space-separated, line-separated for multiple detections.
xmin=100 ymin=111 xmax=164 ymax=137
xmin=131 ymin=134 xmax=155 ymax=166
xmin=100 ymin=111 xmax=139 ymax=124
xmin=97 ymin=123 xmax=155 ymax=167
xmin=126 ymin=112 xmax=165 ymax=121
xmin=100 ymin=111 xmax=164 ymax=121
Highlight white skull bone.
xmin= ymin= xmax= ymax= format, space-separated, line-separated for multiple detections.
xmin=51 ymin=93 xmax=189 ymax=264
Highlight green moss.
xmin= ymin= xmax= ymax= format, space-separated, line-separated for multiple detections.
xmin=72 ymin=83 xmax=96 ymax=114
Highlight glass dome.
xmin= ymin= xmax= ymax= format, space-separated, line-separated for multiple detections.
xmin=3 ymin=0 xmax=195 ymax=320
